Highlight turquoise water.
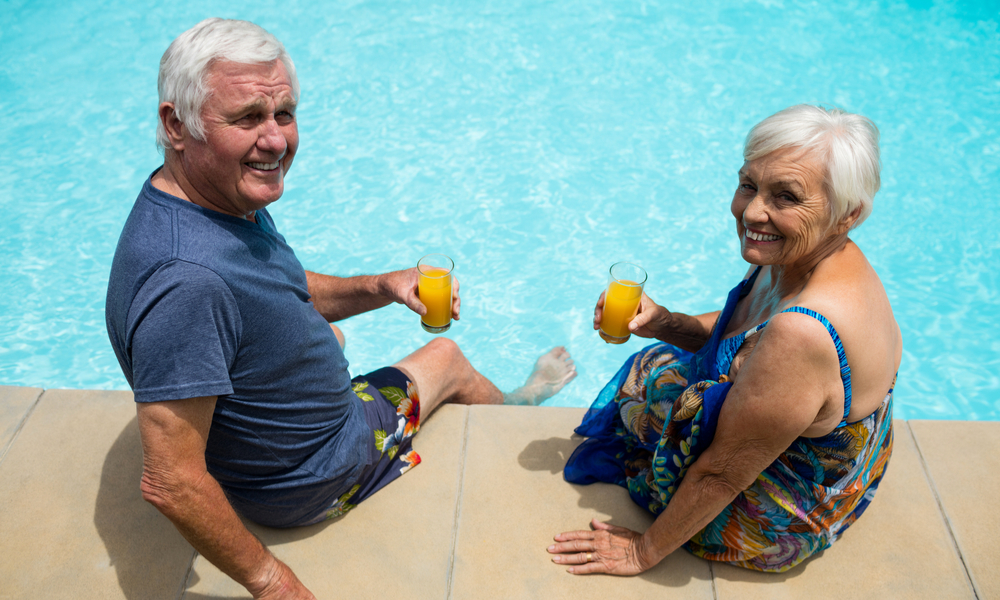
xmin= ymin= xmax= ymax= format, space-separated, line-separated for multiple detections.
xmin=1 ymin=0 xmax=998 ymax=420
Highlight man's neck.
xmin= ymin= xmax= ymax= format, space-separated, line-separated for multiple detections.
xmin=153 ymin=155 xmax=257 ymax=222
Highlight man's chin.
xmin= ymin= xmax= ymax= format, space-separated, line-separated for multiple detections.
xmin=242 ymin=183 xmax=284 ymax=208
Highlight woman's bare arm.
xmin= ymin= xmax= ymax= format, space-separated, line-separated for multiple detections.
xmin=594 ymin=289 xmax=719 ymax=352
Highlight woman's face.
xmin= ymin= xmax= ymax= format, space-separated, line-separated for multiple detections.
xmin=731 ymin=147 xmax=846 ymax=268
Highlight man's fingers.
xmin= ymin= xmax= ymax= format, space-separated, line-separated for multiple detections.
xmin=593 ymin=291 xmax=606 ymax=329
xmin=451 ymin=277 xmax=461 ymax=320
xmin=406 ymin=290 xmax=427 ymax=316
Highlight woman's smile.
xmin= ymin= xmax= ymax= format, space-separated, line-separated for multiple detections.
xmin=744 ymin=228 xmax=782 ymax=242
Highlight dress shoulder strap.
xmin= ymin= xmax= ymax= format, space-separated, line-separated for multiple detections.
xmin=740 ymin=266 xmax=762 ymax=299
xmin=779 ymin=307 xmax=852 ymax=425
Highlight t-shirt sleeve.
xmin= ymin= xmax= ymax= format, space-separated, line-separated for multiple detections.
xmin=127 ymin=260 xmax=241 ymax=403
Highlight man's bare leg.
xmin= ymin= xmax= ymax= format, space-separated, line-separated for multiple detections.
xmin=503 ymin=346 xmax=577 ymax=406
xmin=392 ymin=339 xmax=577 ymax=421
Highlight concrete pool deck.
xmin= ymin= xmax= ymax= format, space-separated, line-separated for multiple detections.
xmin=0 ymin=385 xmax=997 ymax=599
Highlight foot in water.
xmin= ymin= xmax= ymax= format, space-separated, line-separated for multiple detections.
xmin=504 ymin=346 xmax=577 ymax=406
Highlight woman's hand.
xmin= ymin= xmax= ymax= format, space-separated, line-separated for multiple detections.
xmin=547 ymin=518 xmax=655 ymax=576
xmin=594 ymin=291 xmax=673 ymax=340
xmin=628 ymin=293 xmax=673 ymax=339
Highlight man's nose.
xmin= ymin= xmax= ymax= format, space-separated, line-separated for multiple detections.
xmin=257 ymin=117 xmax=287 ymax=156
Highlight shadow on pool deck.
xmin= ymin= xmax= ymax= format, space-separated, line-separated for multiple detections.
xmin=0 ymin=385 xmax=996 ymax=599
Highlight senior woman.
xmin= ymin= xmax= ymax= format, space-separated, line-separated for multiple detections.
xmin=549 ymin=105 xmax=900 ymax=574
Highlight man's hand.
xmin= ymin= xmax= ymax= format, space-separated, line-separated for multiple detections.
xmin=249 ymin=555 xmax=316 ymax=600
xmin=377 ymin=267 xmax=462 ymax=321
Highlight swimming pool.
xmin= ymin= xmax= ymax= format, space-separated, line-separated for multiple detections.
xmin=2 ymin=0 xmax=998 ymax=420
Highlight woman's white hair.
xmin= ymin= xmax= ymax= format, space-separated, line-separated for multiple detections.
xmin=156 ymin=18 xmax=300 ymax=150
xmin=743 ymin=105 xmax=881 ymax=230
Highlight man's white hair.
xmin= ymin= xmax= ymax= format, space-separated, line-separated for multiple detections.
xmin=156 ymin=18 xmax=300 ymax=150
xmin=744 ymin=105 xmax=881 ymax=230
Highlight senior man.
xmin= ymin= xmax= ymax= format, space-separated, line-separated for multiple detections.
xmin=106 ymin=18 xmax=576 ymax=599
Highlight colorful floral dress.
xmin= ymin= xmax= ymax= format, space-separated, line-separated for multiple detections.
xmin=564 ymin=268 xmax=894 ymax=572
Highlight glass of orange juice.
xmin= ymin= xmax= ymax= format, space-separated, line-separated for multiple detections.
xmin=599 ymin=262 xmax=647 ymax=344
xmin=417 ymin=254 xmax=454 ymax=334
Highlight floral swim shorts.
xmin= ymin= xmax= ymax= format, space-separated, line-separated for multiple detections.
xmin=311 ymin=366 xmax=422 ymax=523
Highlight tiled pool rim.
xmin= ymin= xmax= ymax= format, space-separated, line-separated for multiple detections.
xmin=0 ymin=385 xmax=996 ymax=599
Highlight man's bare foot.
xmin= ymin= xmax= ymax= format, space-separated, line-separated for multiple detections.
xmin=504 ymin=346 xmax=577 ymax=406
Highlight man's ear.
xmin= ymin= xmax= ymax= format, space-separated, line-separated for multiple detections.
xmin=159 ymin=102 xmax=187 ymax=152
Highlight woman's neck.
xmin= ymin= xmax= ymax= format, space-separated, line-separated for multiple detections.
xmin=764 ymin=234 xmax=852 ymax=300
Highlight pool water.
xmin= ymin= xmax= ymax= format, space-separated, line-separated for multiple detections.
xmin=1 ymin=0 xmax=998 ymax=420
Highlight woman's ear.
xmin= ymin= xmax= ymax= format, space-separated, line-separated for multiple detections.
xmin=837 ymin=206 xmax=863 ymax=234
xmin=159 ymin=102 xmax=187 ymax=152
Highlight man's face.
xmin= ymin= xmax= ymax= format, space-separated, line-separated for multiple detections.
xmin=178 ymin=59 xmax=298 ymax=218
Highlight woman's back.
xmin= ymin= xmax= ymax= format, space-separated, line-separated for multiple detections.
xmin=794 ymin=240 xmax=901 ymax=423
xmin=725 ymin=240 xmax=901 ymax=429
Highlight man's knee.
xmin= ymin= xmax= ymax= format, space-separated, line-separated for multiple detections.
xmin=329 ymin=324 xmax=345 ymax=349
xmin=422 ymin=336 xmax=462 ymax=360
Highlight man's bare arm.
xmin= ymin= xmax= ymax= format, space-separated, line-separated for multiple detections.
xmin=136 ymin=397 xmax=314 ymax=599
xmin=306 ymin=268 xmax=459 ymax=323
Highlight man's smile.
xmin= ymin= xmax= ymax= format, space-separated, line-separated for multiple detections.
xmin=246 ymin=161 xmax=281 ymax=171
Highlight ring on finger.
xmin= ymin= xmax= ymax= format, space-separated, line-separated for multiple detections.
xmin=586 ymin=552 xmax=593 ymax=562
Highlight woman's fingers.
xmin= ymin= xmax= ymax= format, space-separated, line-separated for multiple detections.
xmin=551 ymin=551 xmax=594 ymax=565
xmin=548 ymin=537 xmax=593 ymax=553
xmin=628 ymin=300 xmax=657 ymax=333
xmin=629 ymin=293 xmax=669 ymax=337
xmin=590 ymin=518 xmax=630 ymax=534
xmin=549 ymin=520 xmax=649 ymax=576
xmin=567 ymin=560 xmax=609 ymax=575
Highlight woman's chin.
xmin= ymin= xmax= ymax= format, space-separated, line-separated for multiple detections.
xmin=740 ymin=248 xmax=771 ymax=265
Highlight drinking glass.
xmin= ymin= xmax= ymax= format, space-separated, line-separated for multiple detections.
xmin=417 ymin=254 xmax=454 ymax=333
xmin=599 ymin=262 xmax=647 ymax=344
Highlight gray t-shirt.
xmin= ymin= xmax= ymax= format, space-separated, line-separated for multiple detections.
xmin=106 ymin=171 xmax=371 ymax=527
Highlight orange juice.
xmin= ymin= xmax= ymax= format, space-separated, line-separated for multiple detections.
xmin=418 ymin=268 xmax=453 ymax=331
xmin=600 ymin=279 xmax=642 ymax=343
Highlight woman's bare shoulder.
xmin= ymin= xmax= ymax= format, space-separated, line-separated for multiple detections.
xmin=796 ymin=242 xmax=901 ymax=419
